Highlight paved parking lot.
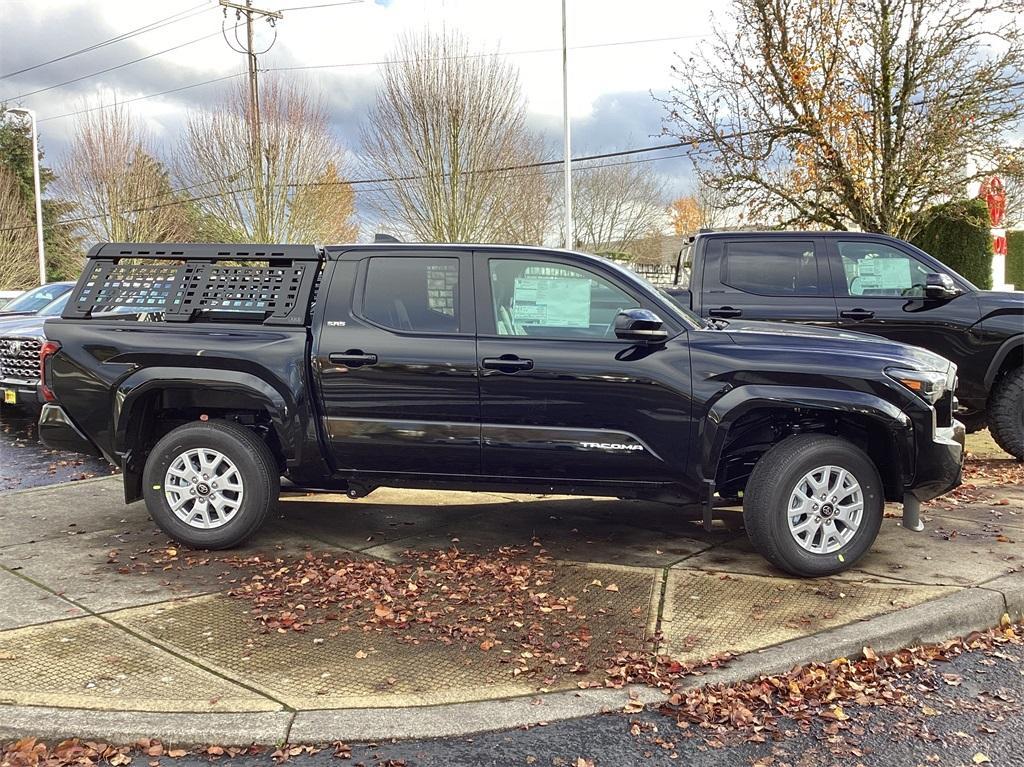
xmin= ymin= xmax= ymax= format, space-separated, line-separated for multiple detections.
xmin=0 ymin=420 xmax=1021 ymax=743
xmin=0 ymin=408 xmax=113 ymax=492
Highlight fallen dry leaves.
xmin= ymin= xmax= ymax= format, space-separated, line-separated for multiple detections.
xmin=638 ymin=621 xmax=1023 ymax=754
xmin=0 ymin=739 xmax=260 ymax=767
xmin=927 ymin=458 xmax=1024 ymax=511
xmin=2 ymin=624 xmax=1020 ymax=766
xmin=114 ymin=545 xmax=729 ymax=688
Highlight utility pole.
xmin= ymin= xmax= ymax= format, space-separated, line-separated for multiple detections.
xmin=220 ymin=0 xmax=282 ymax=238
xmin=561 ymin=0 xmax=574 ymax=250
xmin=3 ymin=108 xmax=46 ymax=284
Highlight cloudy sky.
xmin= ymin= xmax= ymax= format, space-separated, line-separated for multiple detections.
xmin=0 ymin=0 xmax=721 ymax=229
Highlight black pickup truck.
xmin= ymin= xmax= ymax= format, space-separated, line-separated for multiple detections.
xmin=664 ymin=231 xmax=1023 ymax=459
xmin=40 ymin=242 xmax=964 ymax=577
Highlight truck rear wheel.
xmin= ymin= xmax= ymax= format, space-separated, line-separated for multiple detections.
xmin=743 ymin=435 xmax=883 ymax=577
xmin=142 ymin=420 xmax=279 ymax=549
xmin=987 ymin=366 xmax=1023 ymax=460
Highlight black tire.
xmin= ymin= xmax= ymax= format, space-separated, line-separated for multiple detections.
xmin=142 ymin=420 xmax=280 ymax=549
xmin=987 ymin=366 xmax=1024 ymax=461
xmin=958 ymin=410 xmax=987 ymax=435
xmin=743 ymin=434 xmax=884 ymax=577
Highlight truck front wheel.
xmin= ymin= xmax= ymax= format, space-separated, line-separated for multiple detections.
xmin=987 ymin=366 xmax=1023 ymax=460
xmin=142 ymin=421 xmax=280 ymax=549
xmin=743 ymin=435 xmax=883 ymax=577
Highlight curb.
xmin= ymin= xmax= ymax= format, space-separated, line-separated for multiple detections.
xmin=0 ymin=710 xmax=293 ymax=747
xmin=2 ymin=572 xmax=1021 ymax=746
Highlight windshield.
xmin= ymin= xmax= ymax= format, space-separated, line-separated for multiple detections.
xmin=600 ymin=258 xmax=702 ymax=329
xmin=673 ymin=241 xmax=694 ymax=289
xmin=2 ymin=284 xmax=71 ymax=313
xmin=37 ymin=293 xmax=71 ymax=317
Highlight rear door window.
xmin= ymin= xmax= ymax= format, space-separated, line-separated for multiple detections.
xmin=721 ymin=240 xmax=821 ymax=296
xmin=361 ymin=257 xmax=461 ymax=333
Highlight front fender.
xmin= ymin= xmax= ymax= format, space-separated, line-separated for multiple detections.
xmin=984 ymin=335 xmax=1023 ymax=390
xmin=699 ymin=384 xmax=912 ymax=485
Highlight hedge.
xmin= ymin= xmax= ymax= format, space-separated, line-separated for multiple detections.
xmin=911 ymin=198 xmax=993 ymax=290
xmin=1007 ymin=230 xmax=1024 ymax=290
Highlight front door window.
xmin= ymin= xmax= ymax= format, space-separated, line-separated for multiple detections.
xmin=838 ymin=242 xmax=933 ymax=297
xmin=488 ymin=259 xmax=639 ymax=339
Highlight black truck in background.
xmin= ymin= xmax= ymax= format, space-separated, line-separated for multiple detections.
xmin=39 ymin=242 xmax=964 ymax=577
xmin=664 ymin=231 xmax=1023 ymax=459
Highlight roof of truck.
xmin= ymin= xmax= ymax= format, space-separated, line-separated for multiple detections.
xmin=323 ymin=243 xmax=582 ymax=259
xmin=692 ymin=230 xmax=907 ymax=241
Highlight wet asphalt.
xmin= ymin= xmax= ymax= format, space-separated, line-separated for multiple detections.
xmin=152 ymin=644 xmax=1024 ymax=766
xmin=0 ymin=406 xmax=115 ymax=492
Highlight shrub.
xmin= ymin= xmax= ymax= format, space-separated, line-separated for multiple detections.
xmin=911 ymin=198 xmax=993 ymax=289
xmin=1007 ymin=230 xmax=1024 ymax=290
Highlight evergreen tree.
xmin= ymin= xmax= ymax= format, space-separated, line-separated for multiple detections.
xmin=0 ymin=105 xmax=82 ymax=280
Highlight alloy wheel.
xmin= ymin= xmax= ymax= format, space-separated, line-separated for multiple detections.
xmin=787 ymin=464 xmax=864 ymax=554
xmin=164 ymin=447 xmax=244 ymax=529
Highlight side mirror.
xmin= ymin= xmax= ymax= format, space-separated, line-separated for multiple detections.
xmin=614 ymin=308 xmax=668 ymax=345
xmin=924 ymin=273 xmax=959 ymax=300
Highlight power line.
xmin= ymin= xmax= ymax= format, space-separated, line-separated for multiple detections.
xmin=0 ymin=2 xmax=214 ymax=80
xmin=0 ymin=140 xmax=719 ymax=234
xmin=2 ymin=26 xmax=238 ymax=102
xmin=33 ymin=32 xmax=708 ymax=122
xmin=268 ymin=33 xmax=708 ymax=73
xmin=276 ymin=1 xmax=363 ymax=9
xmin=297 ymin=142 xmax=702 ymax=188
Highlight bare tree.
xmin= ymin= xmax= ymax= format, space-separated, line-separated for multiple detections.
xmin=58 ymin=103 xmax=189 ymax=243
xmin=665 ymin=0 xmax=1024 ymax=238
xmin=361 ymin=29 xmax=552 ymax=244
xmin=0 ymin=165 xmax=37 ymax=288
xmin=568 ymin=161 xmax=667 ymax=257
xmin=488 ymin=136 xmax=557 ymax=245
xmin=1003 ymin=171 xmax=1024 ymax=228
xmin=692 ymin=175 xmax=729 ymax=230
xmin=178 ymin=78 xmax=357 ymax=243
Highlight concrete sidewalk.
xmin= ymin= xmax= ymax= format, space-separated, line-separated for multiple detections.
xmin=0 ymin=433 xmax=1021 ymax=745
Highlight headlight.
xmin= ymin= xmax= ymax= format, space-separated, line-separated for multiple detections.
xmin=885 ymin=367 xmax=948 ymax=405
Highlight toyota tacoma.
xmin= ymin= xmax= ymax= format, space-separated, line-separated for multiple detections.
xmin=39 ymin=242 xmax=965 ymax=577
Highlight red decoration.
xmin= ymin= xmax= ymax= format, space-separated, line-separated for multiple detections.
xmin=994 ymin=235 xmax=1007 ymax=256
xmin=979 ymin=176 xmax=1006 ymax=227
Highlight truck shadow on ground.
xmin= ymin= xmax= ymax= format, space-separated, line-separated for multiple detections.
xmin=272 ymin=493 xmax=738 ymax=568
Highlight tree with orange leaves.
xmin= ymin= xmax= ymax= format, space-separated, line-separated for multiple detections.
xmin=668 ymin=196 xmax=702 ymax=236
xmin=663 ymin=0 xmax=1024 ymax=238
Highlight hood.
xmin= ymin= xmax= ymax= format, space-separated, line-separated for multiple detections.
xmin=976 ymin=288 xmax=1024 ymax=317
xmin=720 ymin=319 xmax=953 ymax=372
xmin=0 ymin=315 xmax=47 ymax=339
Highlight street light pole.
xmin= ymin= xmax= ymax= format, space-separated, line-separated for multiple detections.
xmin=561 ymin=0 xmax=574 ymax=250
xmin=4 ymin=108 xmax=46 ymax=284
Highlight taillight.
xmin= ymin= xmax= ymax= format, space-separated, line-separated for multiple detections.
xmin=39 ymin=340 xmax=60 ymax=402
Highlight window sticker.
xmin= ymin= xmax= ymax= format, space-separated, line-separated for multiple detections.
xmin=855 ymin=257 xmax=911 ymax=291
xmin=511 ymin=276 xmax=591 ymax=328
